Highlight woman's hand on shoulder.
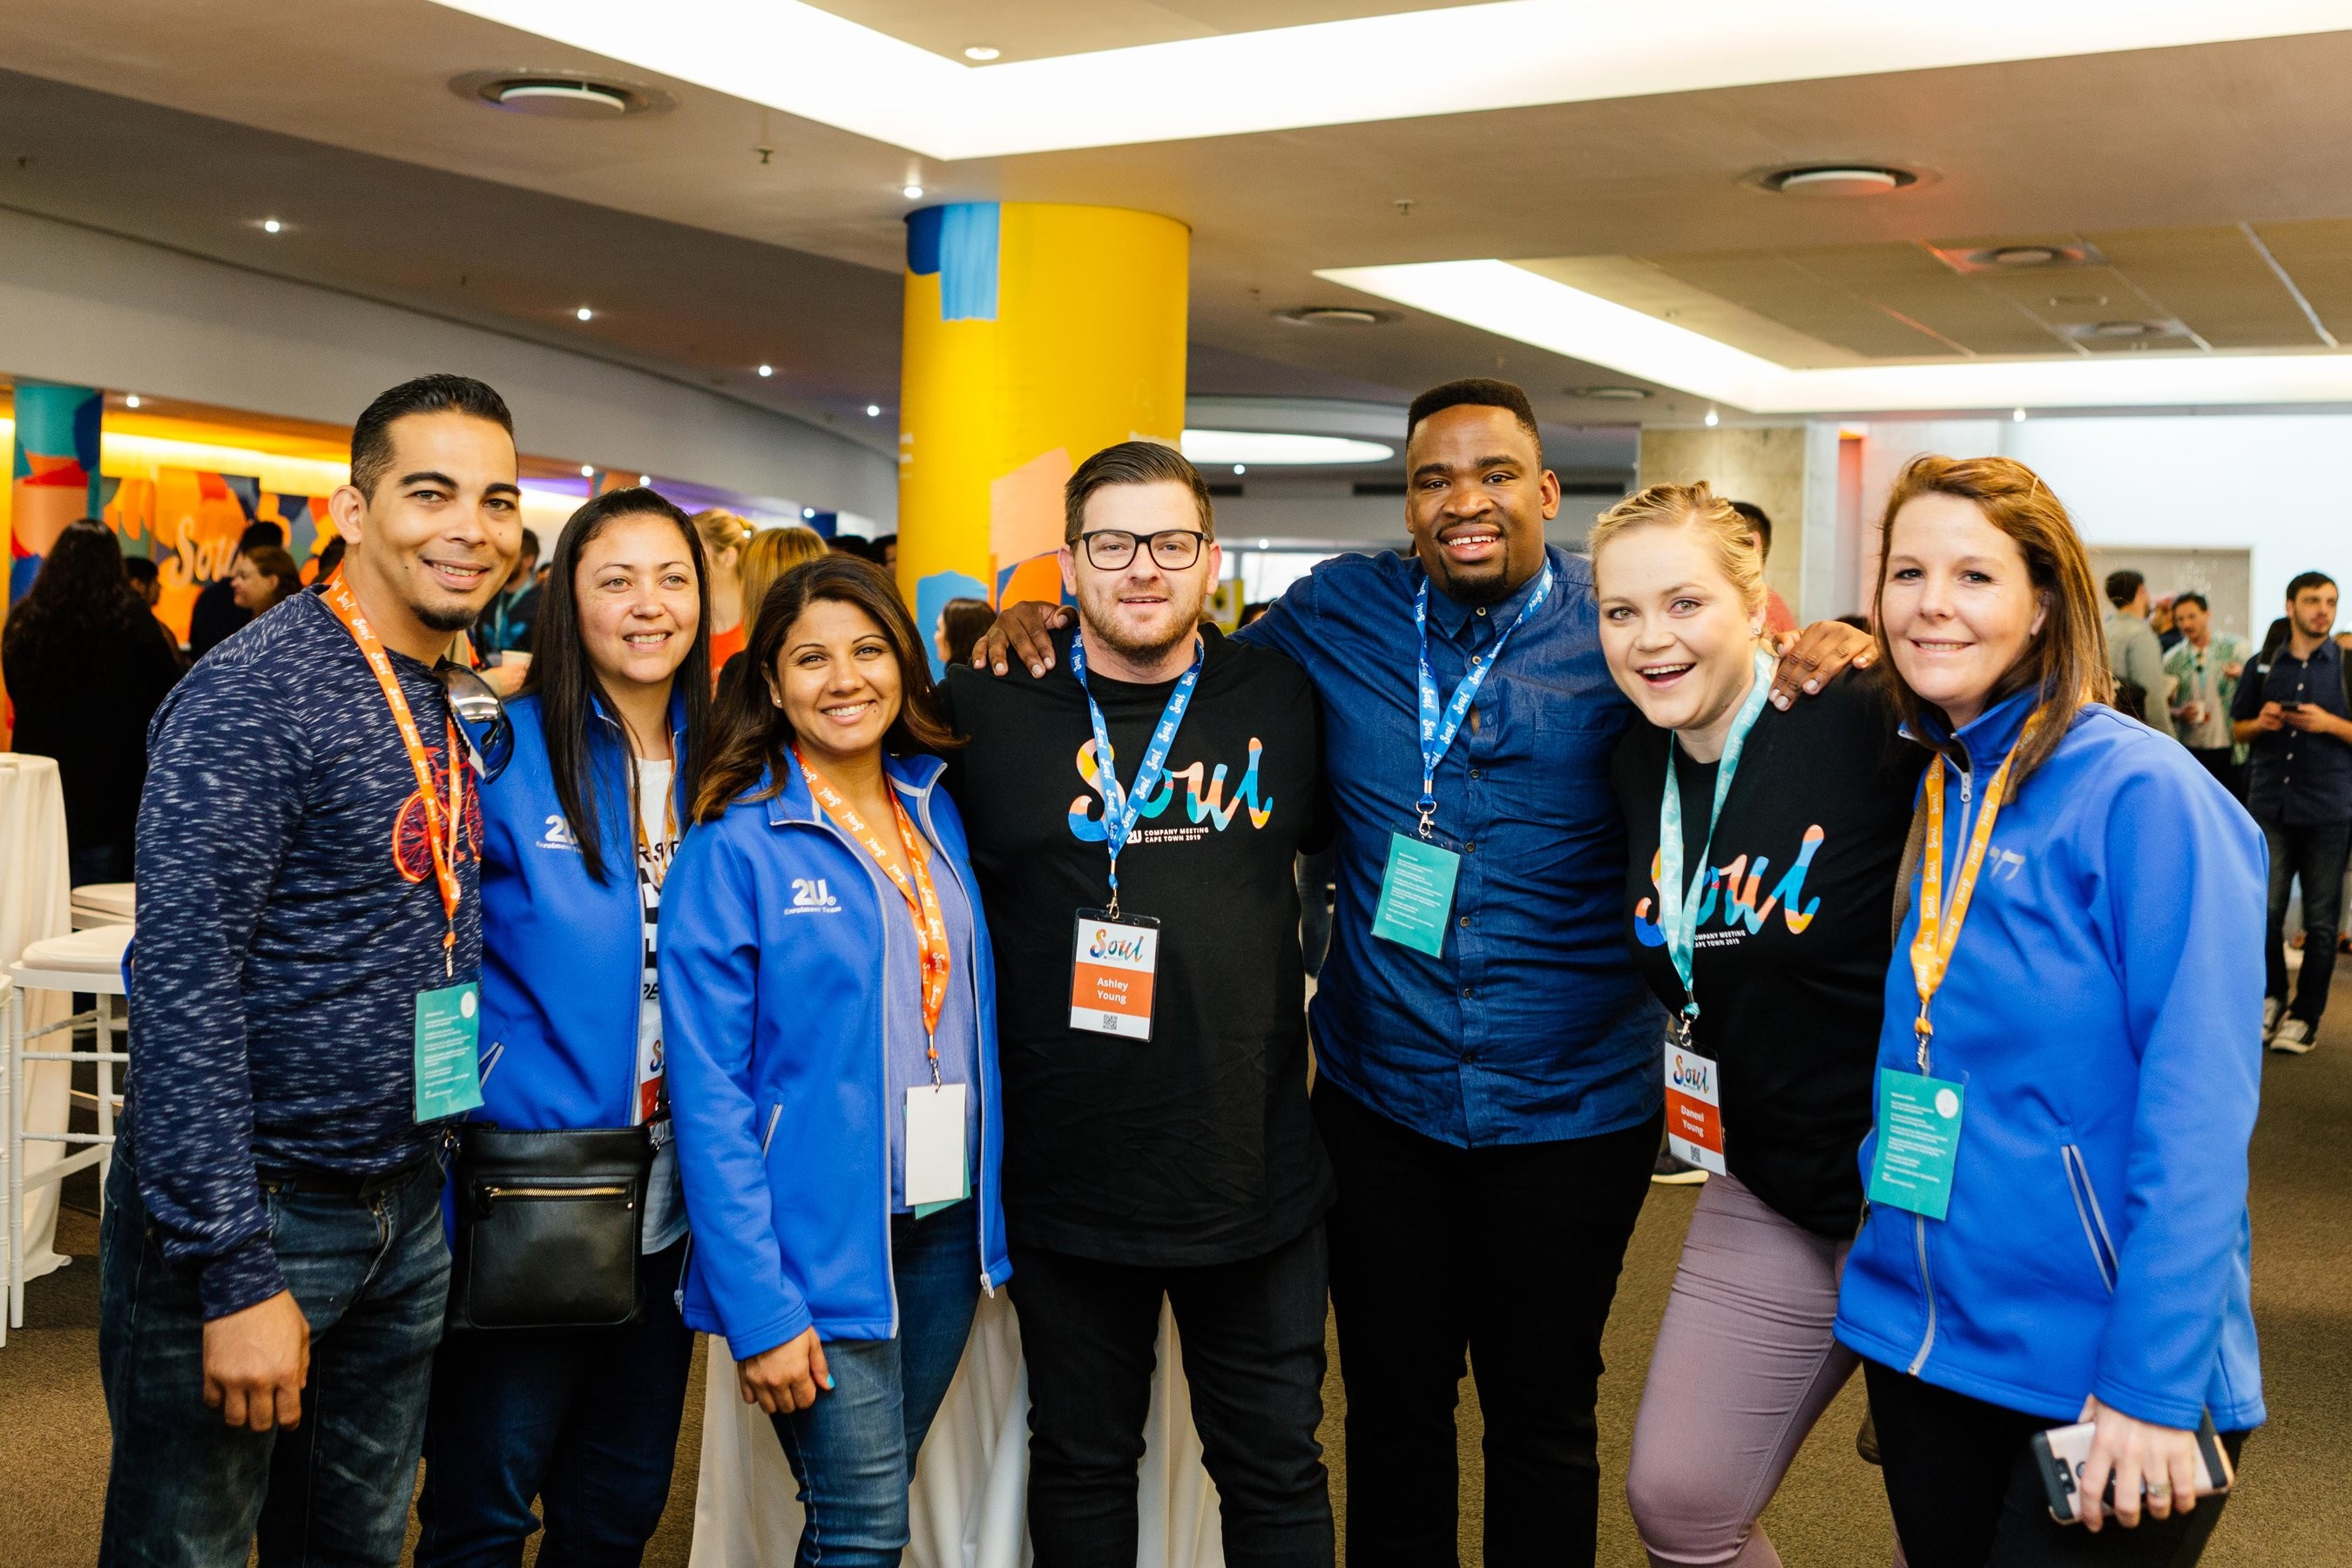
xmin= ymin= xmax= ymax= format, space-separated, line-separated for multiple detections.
xmin=736 ymin=1326 xmax=834 ymax=1414
xmin=2075 ymin=1394 xmax=2203 ymax=1531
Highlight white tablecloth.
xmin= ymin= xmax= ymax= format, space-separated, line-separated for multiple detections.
xmin=690 ymin=1293 xmax=1227 ymax=1567
xmin=0 ymin=754 xmax=74 ymax=1282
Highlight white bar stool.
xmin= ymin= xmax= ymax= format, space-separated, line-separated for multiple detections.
xmin=70 ymin=882 xmax=136 ymax=932
xmin=4 ymin=923 xmax=133 ymax=1337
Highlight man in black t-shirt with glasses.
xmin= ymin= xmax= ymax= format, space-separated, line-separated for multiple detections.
xmin=942 ymin=441 xmax=1336 ymax=1567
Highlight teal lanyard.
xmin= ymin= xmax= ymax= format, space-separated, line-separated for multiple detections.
xmin=1655 ymin=650 xmax=1778 ymax=1043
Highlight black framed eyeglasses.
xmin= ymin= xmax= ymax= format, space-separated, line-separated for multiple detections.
xmin=1079 ymin=529 xmax=1207 ymax=571
xmin=436 ymin=659 xmax=513 ymax=782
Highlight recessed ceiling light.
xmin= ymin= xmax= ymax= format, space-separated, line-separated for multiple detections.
xmin=1704 ymin=409 xmax=1720 ymax=426
xmin=575 ymin=306 xmax=594 ymax=321
xmin=865 ymin=403 xmax=882 ymax=417
xmin=1259 ymin=538 xmax=1272 ymax=550
xmin=580 ymin=464 xmax=594 ymax=476
xmin=1180 ymin=429 xmax=1396 ymax=466
xmin=261 ymin=218 xmax=282 ymax=234
xmin=758 ymin=363 xmax=774 ymax=377
xmin=2013 ymin=407 xmax=2028 ymax=422
xmin=639 ymin=474 xmax=652 ymax=485
xmin=1274 ymin=305 xmax=1389 ymax=328
xmin=963 ymin=44 xmax=1000 ymax=61
xmin=1234 ymin=464 xmax=1247 ymax=475
xmin=451 ymin=72 xmax=672 ymax=118
xmin=1566 ymin=384 xmax=1651 ymax=401
xmin=124 ymin=394 xmax=141 ymax=409
xmin=902 ymin=183 xmax=925 ymax=200
xmin=2082 ymin=320 xmax=2159 ymax=339
xmin=2049 ymin=294 xmax=2110 ymax=308
xmin=1989 ymin=246 xmax=2061 ymax=267
xmin=803 ymin=508 xmax=816 ymax=520
xmin=1756 ymin=164 xmax=1918 ymax=198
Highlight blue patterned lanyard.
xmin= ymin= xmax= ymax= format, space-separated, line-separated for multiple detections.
xmin=1069 ymin=632 xmax=1204 ymax=918
xmin=1411 ymin=562 xmax=1554 ymax=838
xmin=1656 ymin=650 xmax=1779 ymax=1042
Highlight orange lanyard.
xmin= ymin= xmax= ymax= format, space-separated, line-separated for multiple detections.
xmin=322 ymin=573 xmax=467 ymax=975
xmin=797 ymin=751 xmax=951 ymax=1070
xmin=1909 ymin=717 xmax=2035 ymax=1068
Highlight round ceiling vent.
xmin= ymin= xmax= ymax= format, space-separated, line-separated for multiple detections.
xmin=1274 ymin=306 xmax=1394 ymax=328
xmin=1751 ymin=163 xmax=1922 ymax=198
xmin=1565 ymin=385 xmax=1652 ymax=401
xmin=450 ymin=71 xmax=674 ymax=118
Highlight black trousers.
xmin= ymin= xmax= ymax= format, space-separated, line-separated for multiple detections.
xmin=1863 ymin=1361 xmax=2247 ymax=1568
xmin=1009 ymin=1225 xmax=1335 ymax=1568
xmin=1312 ymin=1080 xmax=1659 ymax=1568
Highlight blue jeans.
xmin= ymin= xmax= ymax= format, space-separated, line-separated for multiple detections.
xmin=771 ymin=1206 xmax=983 ymax=1568
xmin=413 ymin=1240 xmax=695 ymax=1567
xmin=98 ymin=1125 xmax=451 ymax=1568
xmin=2261 ymin=814 xmax=2352 ymax=1023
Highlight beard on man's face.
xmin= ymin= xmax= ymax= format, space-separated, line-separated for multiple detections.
xmin=1079 ymin=571 xmax=1206 ymax=664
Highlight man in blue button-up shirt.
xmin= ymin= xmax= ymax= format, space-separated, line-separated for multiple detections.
xmin=981 ymin=381 xmax=1863 ymax=1565
xmin=2232 ymin=570 xmax=2352 ymax=1052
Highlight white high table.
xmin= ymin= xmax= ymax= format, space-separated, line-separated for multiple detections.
xmin=0 ymin=754 xmax=72 ymax=1327
xmin=691 ymin=1294 xmax=1227 ymax=1567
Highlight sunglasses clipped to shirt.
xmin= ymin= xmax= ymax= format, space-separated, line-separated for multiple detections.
xmin=436 ymin=659 xmax=514 ymax=783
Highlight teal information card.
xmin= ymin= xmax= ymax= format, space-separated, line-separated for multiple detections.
xmin=1867 ymin=1068 xmax=1966 ymax=1221
xmin=1371 ymin=832 xmax=1462 ymax=958
xmin=414 ymin=982 xmax=484 ymax=1123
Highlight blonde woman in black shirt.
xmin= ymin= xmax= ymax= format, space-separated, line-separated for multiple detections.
xmin=1593 ymin=483 xmax=1920 ymax=1568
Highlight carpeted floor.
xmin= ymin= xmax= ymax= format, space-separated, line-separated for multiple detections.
xmin=4 ymin=997 xmax=2343 ymax=1566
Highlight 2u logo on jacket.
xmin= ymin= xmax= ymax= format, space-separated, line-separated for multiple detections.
xmin=537 ymin=814 xmax=580 ymax=852
xmin=789 ymin=877 xmax=841 ymax=913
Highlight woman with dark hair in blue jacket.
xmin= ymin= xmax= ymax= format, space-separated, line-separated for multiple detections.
xmin=663 ymin=555 xmax=1008 ymax=1568
xmin=1837 ymin=456 xmax=2264 ymax=1567
xmin=416 ymin=487 xmax=712 ymax=1565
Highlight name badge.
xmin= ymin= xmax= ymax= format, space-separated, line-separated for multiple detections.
xmin=1867 ymin=1068 xmax=1967 ymax=1220
xmin=414 ymin=983 xmax=484 ymax=1123
xmin=1663 ymin=1040 xmax=1728 ymax=1175
xmin=905 ymin=1083 xmax=969 ymax=1214
xmin=1371 ymin=832 xmax=1461 ymax=957
xmin=1071 ymin=910 xmax=1160 ymax=1039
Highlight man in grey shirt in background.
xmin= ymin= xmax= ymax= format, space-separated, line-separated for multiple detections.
xmin=2105 ymin=569 xmax=2176 ymax=739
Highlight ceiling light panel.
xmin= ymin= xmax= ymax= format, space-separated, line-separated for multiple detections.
xmin=425 ymin=0 xmax=2352 ymax=159
xmin=1317 ymin=259 xmax=2352 ymax=414
xmin=1180 ymin=429 xmax=1395 ymax=465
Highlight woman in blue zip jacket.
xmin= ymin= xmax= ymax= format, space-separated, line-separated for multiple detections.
xmin=663 ymin=555 xmax=1008 ymax=1568
xmin=415 ymin=487 xmax=712 ymax=1565
xmin=1836 ymin=456 xmax=2265 ymax=1567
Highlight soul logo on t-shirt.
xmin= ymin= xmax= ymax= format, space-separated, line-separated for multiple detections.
xmin=1065 ymin=736 xmax=1277 ymax=848
xmin=1633 ymin=824 xmax=1827 ymax=949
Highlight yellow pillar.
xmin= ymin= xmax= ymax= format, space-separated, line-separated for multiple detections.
xmin=896 ymin=203 xmax=1189 ymax=669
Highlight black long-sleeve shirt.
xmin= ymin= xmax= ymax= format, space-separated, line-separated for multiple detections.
xmin=3 ymin=607 xmax=181 ymax=855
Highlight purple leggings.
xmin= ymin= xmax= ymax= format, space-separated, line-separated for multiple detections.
xmin=1627 ymin=1173 xmax=1903 ymax=1568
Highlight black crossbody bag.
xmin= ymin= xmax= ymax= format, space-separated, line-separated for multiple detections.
xmin=446 ymin=1125 xmax=654 ymax=1330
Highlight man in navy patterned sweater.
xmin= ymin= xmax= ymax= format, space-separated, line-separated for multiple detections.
xmin=101 ymin=375 xmax=523 ymax=1568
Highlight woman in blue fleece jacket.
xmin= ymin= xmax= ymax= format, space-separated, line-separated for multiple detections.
xmin=1835 ymin=456 xmax=2264 ymax=1567
xmin=663 ymin=557 xmax=1007 ymax=1568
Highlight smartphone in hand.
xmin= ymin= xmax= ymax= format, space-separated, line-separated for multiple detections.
xmin=2034 ymin=1415 xmax=2233 ymax=1525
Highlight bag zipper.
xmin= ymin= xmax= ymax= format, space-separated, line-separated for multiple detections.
xmin=481 ymin=1184 xmax=632 ymax=1200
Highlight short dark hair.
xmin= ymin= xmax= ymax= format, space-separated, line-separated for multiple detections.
xmin=1727 ymin=500 xmax=1772 ymax=551
xmin=2173 ymin=591 xmax=2208 ymax=614
xmin=1405 ymin=378 xmax=1541 ymax=453
xmin=517 ymin=527 xmax=542 ymax=563
xmin=240 ymin=520 xmax=284 ymax=554
xmin=349 ymin=374 xmax=514 ymax=497
xmin=123 ymin=555 xmax=159 ymax=586
xmin=2288 ymin=571 xmax=2337 ymax=603
xmin=2104 ymin=569 xmax=2146 ymax=609
xmin=1064 ymin=441 xmax=1213 ymax=544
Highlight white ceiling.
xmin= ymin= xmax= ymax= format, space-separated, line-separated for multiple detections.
xmin=5 ymin=2 xmax=2352 ymax=426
